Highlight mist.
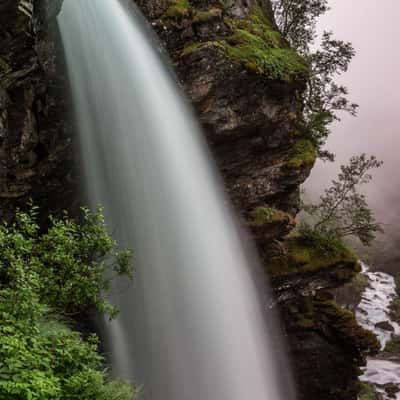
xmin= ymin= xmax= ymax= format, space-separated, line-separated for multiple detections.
xmin=305 ymin=0 xmax=400 ymax=272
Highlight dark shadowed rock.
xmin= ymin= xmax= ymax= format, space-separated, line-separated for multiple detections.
xmin=0 ymin=0 xmax=77 ymax=222
xmin=375 ymin=320 xmax=395 ymax=332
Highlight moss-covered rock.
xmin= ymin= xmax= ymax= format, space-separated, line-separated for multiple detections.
xmin=284 ymin=293 xmax=379 ymax=400
xmin=268 ymin=235 xmax=359 ymax=279
xmin=164 ymin=0 xmax=192 ymax=19
xmin=177 ymin=4 xmax=308 ymax=81
xmin=248 ymin=206 xmax=293 ymax=226
xmin=358 ymin=383 xmax=381 ymax=400
xmin=221 ymin=6 xmax=309 ymax=81
xmin=286 ymin=138 xmax=317 ymax=169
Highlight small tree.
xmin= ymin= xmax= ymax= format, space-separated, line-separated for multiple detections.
xmin=303 ymin=154 xmax=383 ymax=245
xmin=272 ymin=0 xmax=357 ymax=157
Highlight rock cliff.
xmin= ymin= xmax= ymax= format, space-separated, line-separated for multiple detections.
xmin=0 ymin=0 xmax=378 ymax=399
xmin=0 ymin=0 xmax=75 ymax=222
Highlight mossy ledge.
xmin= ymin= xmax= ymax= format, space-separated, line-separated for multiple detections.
xmin=286 ymin=138 xmax=317 ymax=170
xmin=164 ymin=0 xmax=192 ymax=19
xmin=268 ymin=235 xmax=359 ymax=279
xmin=248 ymin=206 xmax=294 ymax=227
xmin=292 ymin=295 xmax=380 ymax=356
xmin=178 ymin=3 xmax=309 ymax=82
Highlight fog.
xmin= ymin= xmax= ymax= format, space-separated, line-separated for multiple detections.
xmin=305 ymin=1 xmax=400 ymax=271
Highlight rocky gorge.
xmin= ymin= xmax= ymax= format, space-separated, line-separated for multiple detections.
xmin=0 ymin=0 xmax=380 ymax=399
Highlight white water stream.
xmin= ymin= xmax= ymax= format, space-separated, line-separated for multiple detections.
xmin=356 ymin=264 xmax=400 ymax=399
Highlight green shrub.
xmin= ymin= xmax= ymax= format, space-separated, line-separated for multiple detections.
xmin=0 ymin=205 xmax=132 ymax=317
xmin=0 ymin=205 xmax=136 ymax=400
xmin=358 ymin=382 xmax=379 ymax=400
xmin=297 ymin=223 xmax=350 ymax=257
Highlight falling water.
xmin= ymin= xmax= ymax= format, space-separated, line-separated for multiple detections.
xmin=57 ymin=1 xmax=293 ymax=399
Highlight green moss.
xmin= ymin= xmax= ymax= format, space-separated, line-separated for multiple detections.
xmin=297 ymin=317 xmax=315 ymax=329
xmin=179 ymin=5 xmax=308 ymax=81
xmin=177 ymin=4 xmax=308 ymax=81
xmin=384 ymin=335 xmax=400 ymax=353
xmin=315 ymin=299 xmax=380 ymax=354
xmin=290 ymin=296 xmax=380 ymax=355
xmin=248 ymin=207 xmax=292 ymax=227
xmin=358 ymin=383 xmax=379 ymax=400
xmin=221 ymin=6 xmax=309 ymax=81
xmin=164 ymin=0 xmax=191 ymax=19
xmin=286 ymin=139 xmax=317 ymax=169
xmin=268 ymin=234 xmax=358 ymax=278
xmin=193 ymin=7 xmax=222 ymax=23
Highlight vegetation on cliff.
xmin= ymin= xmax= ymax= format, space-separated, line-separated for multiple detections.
xmin=221 ymin=6 xmax=309 ymax=81
xmin=272 ymin=0 xmax=357 ymax=157
xmin=0 ymin=205 xmax=137 ymax=400
xmin=302 ymin=154 xmax=383 ymax=246
xmin=268 ymin=229 xmax=359 ymax=279
xmin=291 ymin=295 xmax=380 ymax=356
xmin=174 ymin=2 xmax=309 ymax=82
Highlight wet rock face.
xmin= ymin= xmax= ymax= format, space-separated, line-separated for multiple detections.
xmin=0 ymin=0 xmax=76 ymax=221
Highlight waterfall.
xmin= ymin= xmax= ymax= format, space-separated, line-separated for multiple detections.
xmin=57 ymin=1 xmax=293 ymax=399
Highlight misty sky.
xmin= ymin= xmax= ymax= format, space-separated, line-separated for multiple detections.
xmin=305 ymin=1 xmax=400 ymax=261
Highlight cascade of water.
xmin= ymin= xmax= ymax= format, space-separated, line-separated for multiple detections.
xmin=57 ymin=1 xmax=294 ymax=399
xmin=356 ymin=264 xmax=400 ymax=399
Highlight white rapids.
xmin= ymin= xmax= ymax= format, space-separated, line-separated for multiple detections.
xmin=356 ymin=263 xmax=400 ymax=399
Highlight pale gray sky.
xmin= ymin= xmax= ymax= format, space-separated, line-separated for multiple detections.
xmin=305 ymin=1 xmax=400 ymax=267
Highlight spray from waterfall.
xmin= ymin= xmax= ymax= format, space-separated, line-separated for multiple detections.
xmin=57 ymin=1 xmax=295 ymax=399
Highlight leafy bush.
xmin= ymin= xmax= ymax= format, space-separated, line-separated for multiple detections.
xmin=0 ymin=205 xmax=136 ymax=400
xmin=0 ymin=205 xmax=132 ymax=317
xmin=297 ymin=222 xmax=348 ymax=257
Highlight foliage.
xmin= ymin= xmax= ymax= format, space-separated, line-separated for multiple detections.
xmin=272 ymin=0 xmax=357 ymax=155
xmin=358 ymin=383 xmax=379 ymax=400
xmin=0 ymin=205 xmax=133 ymax=318
xmin=303 ymin=154 xmax=383 ymax=246
xmin=272 ymin=0 xmax=329 ymax=52
xmin=0 ymin=205 xmax=136 ymax=400
xmin=267 ymin=232 xmax=358 ymax=279
xmin=297 ymin=223 xmax=349 ymax=257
